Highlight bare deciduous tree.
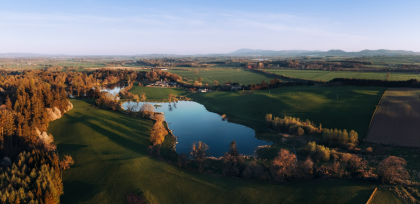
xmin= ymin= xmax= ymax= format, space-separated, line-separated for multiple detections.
xmin=378 ymin=156 xmax=409 ymax=184
xmin=140 ymin=103 xmax=155 ymax=118
xmin=271 ymin=149 xmax=296 ymax=181
xmin=60 ymin=155 xmax=74 ymax=170
xmin=190 ymin=141 xmax=209 ymax=163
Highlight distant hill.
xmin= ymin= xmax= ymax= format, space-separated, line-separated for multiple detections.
xmin=223 ymin=49 xmax=420 ymax=57
xmin=226 ymin=49 xmax=323 ymax=56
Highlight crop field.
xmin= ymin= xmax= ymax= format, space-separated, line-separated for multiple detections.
xmin=48 ymin=99 xmax=379 ymax=204
xmin=192 ymin=86 xmax=385 ymax=138
xmin=129 ymin=85 xmax=189 ymax=102
xmin=266 ymin=69 xmax=420 ymax=81
xmin=168 ymin=69 xmax=298 ymax=85
xmin=366 ymin=88 xmax=420 ymax=147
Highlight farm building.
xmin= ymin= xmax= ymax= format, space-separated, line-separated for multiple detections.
xmin=148 ymin=80 xmax=177 ymax=87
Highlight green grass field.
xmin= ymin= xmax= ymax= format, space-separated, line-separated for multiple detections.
xmin=129 ymin=85 xmax=189 ymax=102
xmin=168 ymin=69 xmax=297 ymax=85
xmin=363 ymin=55 xmax=420 ymax=65
xmin=266 ymin=69 xmax=420 ymax=81
xmin=370 ymin=189 xmax=404 ymax=204
xmin=191 ymin=86 xmax=385 ymax=138
xmin=48 ymin=99 xmax=382 ymax=204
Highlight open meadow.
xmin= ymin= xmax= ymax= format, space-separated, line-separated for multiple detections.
xmin=191 ymin=86 xmax=385 ymax=139
xmin=168 ymin=69 xmax=298 ymax=85
xmin=48 ymin=99 xmax=380 ymax=204
xmin=265 ymin=69 xmax=420 ymax=81
xmin=366 ymin=88 xmax=420 ymax=147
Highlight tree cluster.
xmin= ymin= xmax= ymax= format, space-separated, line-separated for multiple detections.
xmin=266 ymin=115 xmax=321 ymax=136
xmin=321 ymin=129 xmax=358 ymax=147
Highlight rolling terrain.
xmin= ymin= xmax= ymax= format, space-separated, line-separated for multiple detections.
xmin=48 ymin=99 xmax=380 ymax=204
xmin=191 ymin=86 xmax=385 ymax=139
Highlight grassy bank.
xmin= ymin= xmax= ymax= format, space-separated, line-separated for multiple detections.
xmin=49 ymin=99 xmax=381 ymax=204
xmin=191 ymin=86 xmax=385 ymax=139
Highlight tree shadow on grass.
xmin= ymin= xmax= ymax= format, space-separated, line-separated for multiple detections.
xmin=61 ymin=180 xmax=99 ymax=204
xmin=56 ymin=144 xmax=88 ymax=155
xmin=65 ymin=113 xmax=149 ymax=156
xmin=346 ymin=189 xmax=373 ymax=204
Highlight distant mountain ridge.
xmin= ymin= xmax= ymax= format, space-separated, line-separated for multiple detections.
xmin=224 ymin=49 xmax=420 ymax=57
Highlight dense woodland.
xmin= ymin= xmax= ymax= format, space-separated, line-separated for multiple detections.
xmin=0 ymin=70 xmax=76 ymax=203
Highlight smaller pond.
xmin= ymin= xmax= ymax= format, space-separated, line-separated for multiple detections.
xmin=99 ymin=83 xmax=125 ymax=95
xmin=123 ymin=101 xmax=271 ymax=157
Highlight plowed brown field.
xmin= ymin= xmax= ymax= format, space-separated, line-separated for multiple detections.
xmin=366 ymin=88 xmax=420 ymax=146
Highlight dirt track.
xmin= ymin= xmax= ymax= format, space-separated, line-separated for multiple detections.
xmin=366 ymin=88 xmax=420 ymax=147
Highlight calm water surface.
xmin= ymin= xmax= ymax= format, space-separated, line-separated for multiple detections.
xmin=123 ymin=101 xmax=271 ymax=157
xmin=100 ymin=83 xmax=125 ymax=95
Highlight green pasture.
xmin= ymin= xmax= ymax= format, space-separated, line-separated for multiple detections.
xmin=49 ymin=99 xmax=381 ymax=204
xmin=129 ymin=85 xmax=189 ymax=102
xmin=266 ymin=69 xmax=420 ymax=81
xmin=363 ymin=55 xmax=420 ymax=65
xmin=191 ymin=86 xmax=385 ymax=139
xmin=370 ymin=189 xmax=403 ymax=204
xmin=169 ymin=69 xmax=297 ymax=85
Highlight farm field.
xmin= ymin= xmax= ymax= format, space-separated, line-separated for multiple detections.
xmin=366 ymin=88 xmax=420 ymax=147
xmin=363 ymin=56 xmax=420 ymax=65
xmin=48 ymin=99 xmax=380 ymax=204
xmin=168 ymin=69 xmax=298 ymax=85
xmin=265 ymin=69 xmax=420 ymax=81
xmin=191 ymin=86 xmax=385 ymax=138
xmin=129 ymin=85 xmax=189 ymax=102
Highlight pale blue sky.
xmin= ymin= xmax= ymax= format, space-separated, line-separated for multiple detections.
xmin=1 ymin=0 xmax=419 ymax=55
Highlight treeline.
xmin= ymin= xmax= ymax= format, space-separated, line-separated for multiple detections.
xmin=1 ymin=75 xmax=71 ymax=149
xmin=331 ymin=78 xmax=420 ymax=88
xmin=0 ymin=70 xmax=75 ymax=203
xmin=119 ymin=82 xmax=137 ymax=100
xmin=141 ymin=69 xmax=182 ymax=82
xmin=265 ymin=115 xmax=321 ymax=136
xmin=153 ymin=139 xmax=410 ymax=185
xmin=265 ymin=114 xmax=359 ymax=148
xmin=247 ymin=59 xmax=374 ymax=70
xmin=322 ymin=129 xmax=358 ymax=147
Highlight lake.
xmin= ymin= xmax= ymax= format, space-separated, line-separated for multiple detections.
xmin=123 ymin=101 xmax=271 ymax=157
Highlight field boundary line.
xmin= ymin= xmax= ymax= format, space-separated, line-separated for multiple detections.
xmin=366 ymin=188 xmax=377 ymax=204
xmin=364 ymin=89 xmax=387 ymax=141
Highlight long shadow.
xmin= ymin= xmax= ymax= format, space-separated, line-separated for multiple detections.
xmin=60 ymin=180 xmax=100 ymax=204
xmin=70 ymin=110 xmax=150 ymax=143
xmin=56 ymin=143 xmax=88 ymax=154
xmin=66 ymin=113 xmax=149 ymax=155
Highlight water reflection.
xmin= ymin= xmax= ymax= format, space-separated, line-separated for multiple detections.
xmin=100 ymin=83 xmax=125 ymax=95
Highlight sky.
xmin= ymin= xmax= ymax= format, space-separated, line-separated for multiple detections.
xmin=1 ymin=0 xmax=420 ymax=55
